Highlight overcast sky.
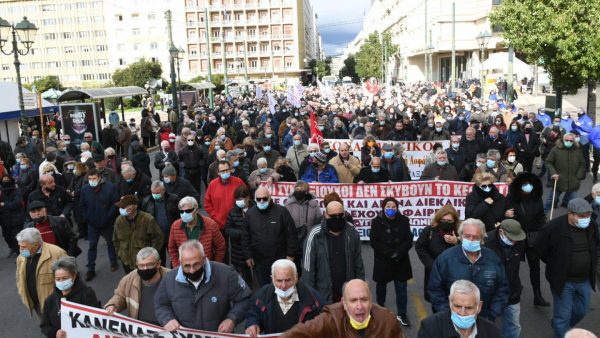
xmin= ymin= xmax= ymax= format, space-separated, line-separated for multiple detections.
xmin=312 ymin=0 xmax=371 ymax=56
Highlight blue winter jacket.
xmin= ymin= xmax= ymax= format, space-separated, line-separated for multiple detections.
xmin=573 ymin=121 xmax=600 ymax=149
xmin=301 ymin=164 xmax=339 ymax=183
xmin=427 ymin=245 xmax=509 ymax=321
xmin=79 ymin=181 xmax=119 ymax=228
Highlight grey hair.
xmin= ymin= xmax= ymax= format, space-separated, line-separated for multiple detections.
xmin=136 ymin=247 xmax=160 ymax=262
xmin=295 ymin=180 xmax=309 ymax=190
xmin=254 ymin=186 xmax=271 ymax=198
xmin=563 ymin=132 xmax=575 ymax=141
xmin=476 ymin=153 xmax=487 ymax=160
xmin=178 ymin=239 xmax=205 ymax=259
xmin=486 ymin=149 xmax=501 ymax=161
xmin=16 ymin=228 xmax=42 ymax=245
xmin=565 ymin=329 xmax=598 ymax=338
xmin=271 ymin=259 xmax=297 ymax=278
xmin=307 ymin=143 xmax=319 ymax=151
xmin=449 ymin=279 xmax=481 ymax=304
xmin=257 ymin=157 xmax=267 ymax=167
xmin=51 ymin=256 xmax=78 ymax=275
xmin=592 ymin=183 xmax=600 ymax=195
xmin=226 ymin=150 xmax=238 ymax=161
xmin=104 ymin=147 xmax=116 ymax=156
xmin=122 ymin=163 xmax=136 ymax=174
xmin=178 ymin=196 xmax=198 ymax=209
xmin=151 ymin=180 xmax=165 ymax=191
xmin=458 ymin=218 xmax=487 ymax=242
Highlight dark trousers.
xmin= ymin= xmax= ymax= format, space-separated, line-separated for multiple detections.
xmin=525 ymin=244 xmax=542 ymax=290
xmin=581 ymin=143 xmax=591 ymax=172
xmin=592 ymin=147 xmax=600 ymax=175
xmin=121 ymin=261 xmax=133 ymax=274
xmin=186 ymin=171 xmax=203 ymax=194
xmin=233 ymin=264 xmax=253 ymax=289
xmin=1 ymin=224 xmax=21 ymax=252
xmin=254 ymin=260 xmax=274 ymax=287
xmin=87 ymin=224 xmax=117 ymax=272
xmin=376 ymin=280 xmax=408 ymax=316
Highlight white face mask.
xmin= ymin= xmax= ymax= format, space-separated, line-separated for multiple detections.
xmin=274 ymin=286 xmax=295 ymax=298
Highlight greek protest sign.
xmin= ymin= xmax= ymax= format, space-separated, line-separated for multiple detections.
xmin=267 ymin=181 xmax=507 ymax=241
xmin=60 ymin=300 xmax=279 ymax=338
xmin=323 ymin=139 xmax=451 ymax=180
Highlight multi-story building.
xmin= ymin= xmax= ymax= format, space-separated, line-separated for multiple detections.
xmin=183 ymin=0 xmax=320 ymax=84
xmin=0 ymin=0 xmax=187 ymax=87
xmin=348 ymin=0 xmax=506 ymax=83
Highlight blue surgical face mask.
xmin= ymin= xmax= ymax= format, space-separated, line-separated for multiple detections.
xmin=576 ymin=217 xmax=591 ymax=229
xmin=20 ymin=249 xmax=31 ymax=258
xmin=259 ymin=168 xmax=268 ymax=174
xmin=88 ymin=180 xmax=98 ymax=187
xmin=152 ymin=193 xmax=162 ymax=200
xmin=595 ymin=196 xmax=600 ymax=205
xmin=20 ymin=164 xmax=27 ymax=170
xmin=180 ymin=211 xmax=194 ymax=223
xmin=323 ymin=147 xmax=331 ymax=154
xmin=293 ymin=140 xmax=301 ymax=147
xmin=263 ymin=145 xmax=271 ymax=152
xmin=126 ymin=178 xmax=134 ymax=183
xmin=233 ymin=160 xmax=240 ymax=168
xmin=371 ymin=167 xmax=380 ymax=173
xmin=384 ymin=208 xmax=397 ymax=218
xmin=486 ymin=159 xmax=496 ymax=168
xmin=256 ymin=201 xmax=269 ymax=210
xmin=383 ymin=152 xmax=394 ymax=159
xmin=500 ymin=232 xmax=514 ymax=246
xmin=119 ymin=208 xmax=129 ymax=217
xmin=451 ymin=311 xmax=477 ymax=330
xmin=235 ymin=199 xmax=246 ymax=208
xmin=437 ymin=161 xmax=447 ymax=166
xmin=481 ymin=186 xmax=492 ymax=193
xmin=55 ymin=278 xmax=74 ymax=291
xmin=521 ymin=183 xmax=533 ymax=193
xmin=564 ymin=141 xmax=573 ymax=148
xmin=461 ymin=238 xmax=481 ymax=252
xmin=220 ymin=172 xmax=231 ymax=180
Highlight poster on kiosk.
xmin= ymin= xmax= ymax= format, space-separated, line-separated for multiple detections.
xmin=59 ymin=103 xmax=100 ymax=149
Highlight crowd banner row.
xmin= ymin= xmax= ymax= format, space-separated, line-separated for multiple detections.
xmin=268 ymin=181 xmax=508 ymax=241
xmin=60 ymin=300 xmax=280 ymax=338
xmin=323 ymin=139 xmax=451 ymax=180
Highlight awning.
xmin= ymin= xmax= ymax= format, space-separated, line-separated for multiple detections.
xmin=0 ymin=82 xmax=58 ymax=120
xmin=57 ymin=86 xmax=146 ymax=102
xmin=188 ymin=82 xmax=216 ymax=90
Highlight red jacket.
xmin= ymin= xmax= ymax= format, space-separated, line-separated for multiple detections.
xmin=204 ymin=176 xmax=246 ymax=228
xmin=168 ymin=214 xmax=226 ymax=267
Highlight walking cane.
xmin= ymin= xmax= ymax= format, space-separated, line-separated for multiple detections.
xmin=549 ymin=178 xmax=558 ymax=219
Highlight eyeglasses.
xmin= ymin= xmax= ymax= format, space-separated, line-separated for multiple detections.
xmin=328 ymin=213 xmax=345 ymax=218
xmin=180 ymin=208 xmax=194 ymax=213
xmin=187 ymin=139 xmax=195 ymax=142
xmin=256 ymin=197 xmax=269 ymax=202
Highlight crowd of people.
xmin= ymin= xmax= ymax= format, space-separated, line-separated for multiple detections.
xmin=3 ymin=80 xmax=600 ymax=338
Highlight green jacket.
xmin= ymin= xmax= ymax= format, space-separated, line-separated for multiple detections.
xmin=545 ymin=139 xmax=586 ymax=192
xmin=113 ymin=211 xmax=164 ymax=268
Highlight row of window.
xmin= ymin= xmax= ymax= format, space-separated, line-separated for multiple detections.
xmin=115 ymin=13 xmax=157 ymax=21
xmin=45 ymin=31 xmax=106 ymax=40
xmin=42 ymin=16 xmax=104 ymax=25
xmin=11 ymin=59 xmax=110 ymax=70
xmin=43 ymin=45 xmax=107 ymax=54
xmin=41 ymin=2 xmax=103 ymax=11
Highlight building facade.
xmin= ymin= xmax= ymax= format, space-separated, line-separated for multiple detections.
xmin=348 ymin=0 xmax=506 ymax=83
xmin=183 ymin=0 xmax=320 ymax=84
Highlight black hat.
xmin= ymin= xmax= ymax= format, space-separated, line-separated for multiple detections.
xmin=28 ymin=201 xmax=46 ymax=211
xmin=93 ymin=153 xmax=105 ymax=162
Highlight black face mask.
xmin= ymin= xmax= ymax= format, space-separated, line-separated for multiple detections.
xmin=438 ymin=221 xmax=454 ymax=232
xmin=293 ymin=191 xmax=306 ymax=201
xmin=137 ymin=267 xmax=158 ymax=281
xmin=524 ymin=129 xmax=532 ymax=134
xmin=326 ymin=217 xmax=346 ymax=232
xmin=183 ymin=267 xmax=204 ymax=282
xmin=2 ymin=181 xmax=14 ymax=189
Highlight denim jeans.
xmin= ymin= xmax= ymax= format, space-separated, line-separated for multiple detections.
xmin=376 ymin=280 xmax=407 ymax=316
xmin=543 ymin=190 xmax=576 ymax=215
xmin=502 ymin=303 xmax=521 ymax=338
xmin=87 ymin=224 xmax=117 ymax=272
xmin=552 ymin=281 xmax=592 ymax=338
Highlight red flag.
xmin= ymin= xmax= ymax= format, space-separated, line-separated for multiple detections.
xmin=309 ymin=111 xmax=323 ymax=145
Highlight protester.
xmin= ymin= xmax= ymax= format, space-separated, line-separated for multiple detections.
xmin=417 ymin=280 xmax=503 ymax=338
xmin=420 ymin=150 xmax=459 ymax=181
xmin=369 ymin=197 xmax=413 ymax=326
xmin=205 ymin=160 xmax=247 ymax=228
xmin=178 ymin=134 xmax=204 ymax=189
xmin=16 ymin=228 xmax=67 ymax=316
xmin=465 ymin=172 xmax=506 ymax=231
xmin=248 ymin=157 xmax=281 ymax=191
xmin=301 ymin=152 xmax=339 ymax=183
xmin=0 ymin=175 xmax=24 ymax=257
xmin=118 ymin=161 xmax=152 ymax=201
xmin=27 ymin=174 xmax=72 ymax=218
xmin=223 ymin=185 xmax=254 ymax=283
xmin=245 ymin=259 xmax=325 ymax=337
xmin=281 ymin=279 xmax=404 ymax=337
xmin=40 ymin=256 xmax=99 ymax=338
xmin=161 ymin=163 xmax=201 ymax=204
xmin=535 ymin=198 xmax=600 ymax=338
xmin=354 ymin=156 xmax=390 ymax=183
xmin=25 ymin=201 xmax=79 ymax=257
xmin=155 ymin=240 xmax=252 ymax=332
xmin=105 ymin=247 xmax=170 ymax=325
xmin=329 ymin=143 xmax=361 ymax=183
xmin=154 ymin=140 xmax=179 ymax=177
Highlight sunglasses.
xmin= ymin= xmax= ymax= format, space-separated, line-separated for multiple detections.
xmin=180 ymin=208 xmax=194 ymax=213
xmin=480 ymin=184 xmax=493 ymax=189
xmin=328 ymin=213 xmax=345 ymax=218
xmin=256 ymin=197 xmax=269 ymax=202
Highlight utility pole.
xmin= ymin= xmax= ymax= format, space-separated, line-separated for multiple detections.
xmin=221 ymin=10 xmax=228 ymax=96
xmin=165 ymin=10 xmax=178 ymax=115
xmin=383 ymin=33 xmax=387 ymax=85
xmin=507 ymin=46 xmax=514 ymax=104
xmin=424 ymin=0 xmax=428 ymax=81
xmin=204 ymin=7 xmax=214 ymax=109
xmin=450 ymin=2 xmax=456 ymax=93
xmin=428 ymin=29 xmax=433 ymax=81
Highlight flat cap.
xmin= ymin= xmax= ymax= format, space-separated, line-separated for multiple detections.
xmin=27 ymin=201 xmax=46 ymax=211
xmin=499 ymin=219 xmax=526 ymax=241
xmin=162 ymin=164 xmax=177 ymax=176
xmin=567 ymin=198 xmax=592 ymax=214
xmin=115 ymin=194 xmax=138 ymax=208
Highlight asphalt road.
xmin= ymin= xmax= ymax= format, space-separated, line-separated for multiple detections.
xmin=1 ymin=154 xmax=599 ymax=337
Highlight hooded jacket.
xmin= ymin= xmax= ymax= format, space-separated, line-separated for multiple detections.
xmin=545 ymin=139 xmax=586 ymax=192
xmin=465 ymin=184 xmax=506 ymax=232
xmin=505 ymin=172 xmax=545 ymax=233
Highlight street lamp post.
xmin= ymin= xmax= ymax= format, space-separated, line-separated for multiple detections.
xmin=476 ymin=30 xmax=491 ymax=96
xmin=168 ymin=44 xmax=179 ymax=117
xmin=172 ymin=46 xmax=184 ymax=115
xmin=0 ymin=16 xmax=38 ymax=136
